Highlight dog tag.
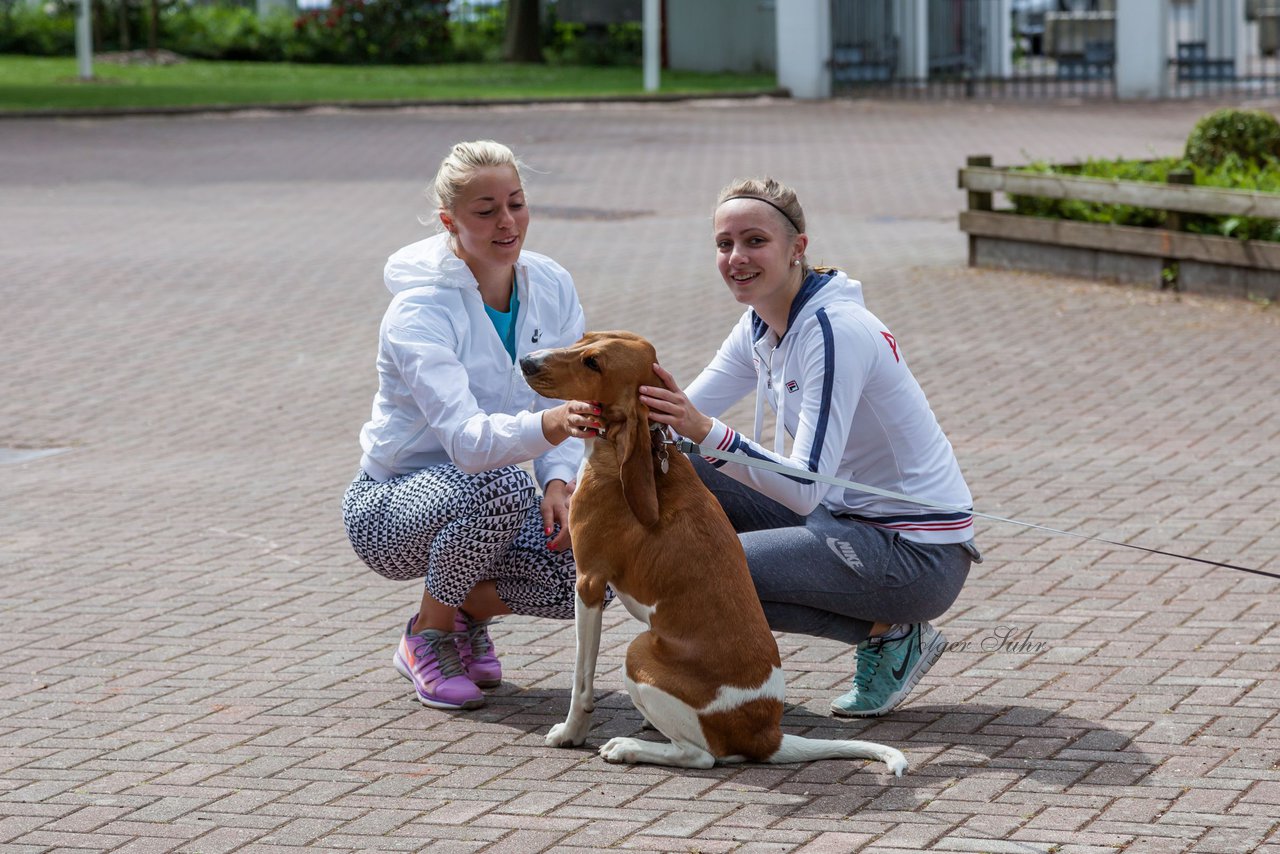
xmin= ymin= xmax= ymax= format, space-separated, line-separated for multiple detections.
xmin=660 ymin=456 xmax=669 ymax=475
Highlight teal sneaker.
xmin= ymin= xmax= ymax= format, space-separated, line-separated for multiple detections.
xmin=830 ymin=622 xmax=947 ymax=718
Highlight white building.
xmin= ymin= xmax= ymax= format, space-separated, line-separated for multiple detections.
xmin=659 ymin=0 xmax=1278 ymax=101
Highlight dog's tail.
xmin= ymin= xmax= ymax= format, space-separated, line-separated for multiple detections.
xmin=766 ymin=734 xmax=908 ymax=776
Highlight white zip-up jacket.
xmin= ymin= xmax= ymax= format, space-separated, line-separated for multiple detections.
xmin=686 ymin=269 xmax=974 ymax=545
xmin=358 ymin=232 xmax=584 ymax=486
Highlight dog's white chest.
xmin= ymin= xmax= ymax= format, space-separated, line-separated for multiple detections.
xmin=615 ymin=590 xmax=656 ymax=626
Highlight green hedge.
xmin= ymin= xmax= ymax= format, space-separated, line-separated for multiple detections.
xmin=0 ymin=1 xmax=77 ymax=55
xmin=1007 ymin=108 xmax=1280 ymax=243
xmin=1009 ymin=154 xmax=1280 ymax=243
xmin=544 ymin=20 xmax=641 ymax=66
xmin=0 ymin=0 xmax=644 ymax=65
xmin=161 ymin=5 xmax=292 ymax=61
xmin=287 ymin=0 xmax=452 ymax=64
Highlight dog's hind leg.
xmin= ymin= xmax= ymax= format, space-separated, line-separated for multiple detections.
xmin=545 ymin=590 xmax=604 ymax=748
xmin=599 ymin=735 xmax=715 ymax=768
xmin=599 ymin=669 xmax=715 ymax=768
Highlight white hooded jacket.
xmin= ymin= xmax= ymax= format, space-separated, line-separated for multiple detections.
xmin=686 ymin=269 xmax=974 ymax=545
xmin=358 ymin=232 xmax=584 ymax=486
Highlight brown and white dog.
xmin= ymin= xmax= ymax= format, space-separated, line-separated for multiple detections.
xmin=520 ymin=331 xmax=907 ymax=773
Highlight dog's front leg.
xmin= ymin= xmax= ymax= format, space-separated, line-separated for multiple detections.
xmin=545 ymin=585 xmax=604 ymax=747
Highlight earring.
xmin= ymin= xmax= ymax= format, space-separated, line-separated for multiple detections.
xmin=791 ymin=259 xmax=800 ymax=267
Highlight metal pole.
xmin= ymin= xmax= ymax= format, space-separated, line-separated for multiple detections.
xmin=76 ymin=0 xmax=93 ymax=81
xmin=643 ymin=0 xmax=660 ymax=92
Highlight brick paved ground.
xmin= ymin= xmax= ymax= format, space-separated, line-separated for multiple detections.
xmin=1 ymin=96 xmax=1277 ymax=854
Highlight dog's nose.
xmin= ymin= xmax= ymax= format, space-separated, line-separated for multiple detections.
xmin=519 ymin=353 xmax=543 ymax=377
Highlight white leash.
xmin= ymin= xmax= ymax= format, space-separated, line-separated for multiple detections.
xmin=669 ymin=438 xmax=1278 ymax=581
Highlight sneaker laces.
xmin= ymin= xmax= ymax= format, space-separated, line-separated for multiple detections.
xmin=460 ymin=617 xmax=496 ymax=658
xmin=853 ymin=637 xmax=886 ymax=692
xmin=413 ymin=631 xmax=467 ymax=680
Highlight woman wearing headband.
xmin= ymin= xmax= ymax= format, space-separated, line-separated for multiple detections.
xmin=640 ymin=177 xmax=981 ymax=718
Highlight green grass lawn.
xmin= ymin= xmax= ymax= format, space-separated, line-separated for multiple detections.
xmin=0 ymin=55 xmax=780 ymax=112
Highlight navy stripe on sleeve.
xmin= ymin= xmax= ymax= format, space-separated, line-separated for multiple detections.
xmin=809 ymin=309 xmax=836 ymax=474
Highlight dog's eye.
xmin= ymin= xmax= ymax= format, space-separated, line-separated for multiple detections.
xmin=583 ymin=355 xmax=601 ymax=373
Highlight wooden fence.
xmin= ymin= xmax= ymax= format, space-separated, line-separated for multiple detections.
xmin=958 ymin=156 xmax=1280 ymax=301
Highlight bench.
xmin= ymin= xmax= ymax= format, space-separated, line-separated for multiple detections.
xmin=1174 ymin=41 xmax=1236 ymax=82
xmin=831 ymin=43 xmax=897 ymax=83
xmin=1057 ymin=41 xmax=1115 ymax=80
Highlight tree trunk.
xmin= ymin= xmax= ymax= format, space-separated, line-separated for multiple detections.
xmin=503 ymin=0 xmax=543 ymax=63
xmin=118 ymin=0 xmax=131 ymax=52
xmin=93 ymin=0 xmax=104 ymax=52
xmin=148 ymin=0 xmax=159 ymax=56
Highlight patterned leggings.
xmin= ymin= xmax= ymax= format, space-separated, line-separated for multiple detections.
xmin=342 ymin=464 xmax=580 ymax=620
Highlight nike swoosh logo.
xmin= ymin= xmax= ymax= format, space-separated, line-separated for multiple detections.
xmin=825 ymin=536 xmax=864 ymax=569
xmin=891 ymin=654 xmax=911 ymax=681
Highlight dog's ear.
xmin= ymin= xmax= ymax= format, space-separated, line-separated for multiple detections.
xmin=609 ymin=394 xmax=660 ymax=528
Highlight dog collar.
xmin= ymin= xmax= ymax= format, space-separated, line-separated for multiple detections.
xmin=650 ymin=423 xmax=671 ymax=475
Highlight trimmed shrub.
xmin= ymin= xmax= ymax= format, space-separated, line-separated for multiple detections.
xmin=1185 ymin=107 xmax=1280 ymax=170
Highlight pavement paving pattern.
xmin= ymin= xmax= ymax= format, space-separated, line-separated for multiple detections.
xmin=1 ymin=95 xmax=1278 ymax=854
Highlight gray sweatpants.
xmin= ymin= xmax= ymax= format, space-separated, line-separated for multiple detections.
xmin=691 ymin=456 xmax=977 ymax=647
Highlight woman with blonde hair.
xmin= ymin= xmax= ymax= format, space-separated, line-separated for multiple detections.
xmin=343 ymin=141 xmax=606 ymax=710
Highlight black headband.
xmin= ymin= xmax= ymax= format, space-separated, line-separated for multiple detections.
xmin=719 ymin=195 xmax=803 ymax=234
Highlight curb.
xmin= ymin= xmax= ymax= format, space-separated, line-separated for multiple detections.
xmin=0 ymin=88 xmax=791 ymax=120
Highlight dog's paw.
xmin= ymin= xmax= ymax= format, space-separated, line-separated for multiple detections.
xmin=545 ymin=719 xmax=589 ymax=748
xmin=598 ymin=736 xmax=642 ymax=764
xmin=883 ymin=749 xmax=908 ymax=777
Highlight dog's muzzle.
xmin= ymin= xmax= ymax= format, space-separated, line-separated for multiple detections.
xmin=519 ymin=351 xmax=548 ymax=378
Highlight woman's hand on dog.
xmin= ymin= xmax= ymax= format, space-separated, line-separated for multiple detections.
xmin=542 ymin=479 xmax=575 ymax=551
xmin=541 ymin=400 xmax=604 ymax=445
xmin=539 ymin=400 xmax=599 ymax=551
xmin=640 ymin=364 xmax=713 ymax=443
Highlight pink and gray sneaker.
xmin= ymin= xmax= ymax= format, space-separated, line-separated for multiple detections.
xmin=393 ymin=616 xmax=484 ymax=710
xmin=455 ymin=611 xmax=502 ymax=689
